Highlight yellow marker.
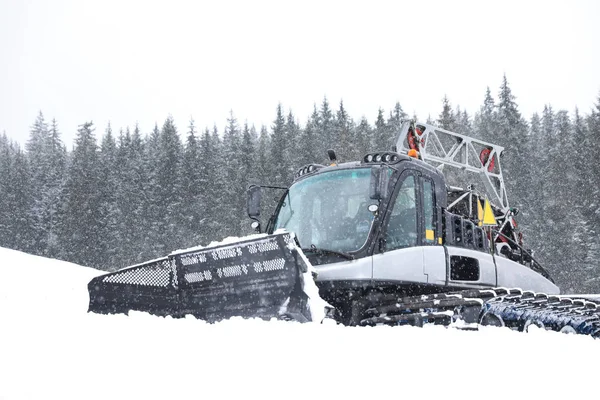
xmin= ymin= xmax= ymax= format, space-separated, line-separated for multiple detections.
xmin=426 ymin=229 xmax=435 ymax=241
xmin=477 ymin=199 xmax=484 ymax=227
xmin=482 ymin=198 xmax=497 ymax=226
xmin=438 ymin=237 xmax=443 ymax=245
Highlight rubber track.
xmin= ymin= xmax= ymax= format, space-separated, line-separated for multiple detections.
xmin=360 ymin=288 xmax=600 ymax=338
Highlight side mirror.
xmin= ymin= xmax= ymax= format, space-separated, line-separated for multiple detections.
xmin=369 ymin=166 xmax=389 ymax=200
xmin=247 ymin=185 xmax=262 ymax=232
xmin=247 ymin=185 xmax=262 ymax=218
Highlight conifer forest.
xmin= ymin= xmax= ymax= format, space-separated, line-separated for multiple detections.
xmin=1 ymin=76 xmax=600 ymax=294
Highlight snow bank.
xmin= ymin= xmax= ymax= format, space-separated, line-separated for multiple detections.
xmin=0 ymin=247 xmax=599 ymax=400
xmin=0 ymin=247 xmax=102 ymax=317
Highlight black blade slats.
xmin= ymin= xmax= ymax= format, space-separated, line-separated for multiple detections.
xmin=88 ymin=233 xmax=311 ymax=322
xmin=176 ymin=233 xmax=307 ymax=321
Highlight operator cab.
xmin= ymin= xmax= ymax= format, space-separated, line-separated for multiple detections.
xmin=264 ymin=152 xmax=447 ymax=266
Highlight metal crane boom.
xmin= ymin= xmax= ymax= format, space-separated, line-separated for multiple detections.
xmin=395 ymin=120 xmax=510 ymax=212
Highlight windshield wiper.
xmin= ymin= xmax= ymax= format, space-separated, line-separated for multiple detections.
xmin=277 ymin=190 xmax=295 ymax=228
xmin=301 ymin=245 xmax=355 ymax=260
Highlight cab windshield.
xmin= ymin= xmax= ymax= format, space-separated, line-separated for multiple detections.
xmin=273 ymin=168 xmax=375 ymax=253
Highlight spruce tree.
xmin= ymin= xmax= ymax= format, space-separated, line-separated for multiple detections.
xmin=285 ymin=110 xmax=301 ymax=181
xmin=318 ymin=98 xmax=334 ymax=151
xmin=437 ymin=95 xmax=457 ymax=131
xmin=387 ymin=102 xmax=408 ymax=148
xmin=59 ymin=122 xmax=104 ymax=268
xmin=494 ymin=77 xmax=531 ymax=250
xmin=181 ymin=118 xmax=203 ymax=246
xmin=373 ymin=108 xmax=387 ymax=151
xmin=473 ymin=87 xmax=497 ymax=141
xmin=269 ymin=104 xmax=288 ymax=186
xmin=496 ymin=77 xmax=527 ymax=142
xmin=455 ymin=110 xmax=474 ymax=136
xmin=45 ymin=119 xmax=67 ymax=258
xmin=571 ymin=108 xmax=592 ymax=236
xmin=451 ymin=107 xmax=474 ymax=136
xmin=113 ymin=124 xmax=147 ymax=265
xmin=497 ymin=75 xmax=526 ymax=143
xmin=254 ymin=125 xmax=272 ymax=184
xmin=238 ymin=122 xmax=257 ymax=234
xmin=306 ymin=106 xmax=323 ymax=163
xmin=553 ymin=110 xmax=582 ymax=290
xmin=98 ymin=124 xmax=120 ymax=267
xmin=296 ymin=116 xmax=318 ymax=166
xmin=587 ymin=93 xmax=600 ymax=216
xmin=156 ymin=116 xmax=184 ymax=252
xmin=221 ymin=112 xmax=243 ymax=236
xmin=335 ymin=100 xmax=356 ymax=161
xmin=0 ymin=133 xmax=12 ymax=248
xmin=521 ymin=112 xmax=543 ymax=255
xmin=8 ymin=148 xmax=35 ymax=252
xmin=355 ymin=116 xmax=373 ymax=155
xmin=140 ymin=123 xmax=163 ymax=258
xmin=26 ymin=112 xmax=49 ymax=171
xmin=582 ymin=94 xmax=600 ymax=290
xmin=195 ymin=126 xmax=223 ymax=242
xmin=26 ymin=112 xmax=50 ymax=255
xmin=240 ymin=123 xmax=257 ymax=186
xmin=534 ymin=105 xmax=559 ymax=275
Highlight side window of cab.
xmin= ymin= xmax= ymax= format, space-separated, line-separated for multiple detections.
xmin=422 ymin=178 xmax=437 ymax=244
xmin=384 ymin=175 xmax=417 ymax=250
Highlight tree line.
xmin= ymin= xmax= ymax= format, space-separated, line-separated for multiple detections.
xmin=1 ymin=76 xmax=599 ymax=293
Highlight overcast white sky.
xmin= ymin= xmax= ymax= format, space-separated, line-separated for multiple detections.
xmin=1 ymin=0 xmax=599 ymax=147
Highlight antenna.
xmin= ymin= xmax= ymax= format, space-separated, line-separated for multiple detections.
xmin=327 ymin=149 xmax=337 ymax=163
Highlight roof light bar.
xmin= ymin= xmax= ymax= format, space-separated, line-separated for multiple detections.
xmin=294 ymin=164 xmax=324 ymax=179
xmin=362 ymin=152 xmax=401 ymax=164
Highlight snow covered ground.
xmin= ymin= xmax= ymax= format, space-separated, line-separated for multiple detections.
xmin=1 ymin=247 xmax=599 ymax=400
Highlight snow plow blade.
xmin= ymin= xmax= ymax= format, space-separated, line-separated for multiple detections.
xmin=87 ymin=232 xmax=313 ymax=322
